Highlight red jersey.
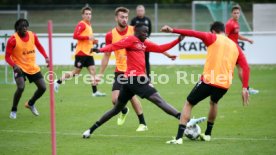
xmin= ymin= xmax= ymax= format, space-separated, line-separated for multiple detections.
xmin=5 ymin=31 xmax=48 ymax=67
xmin=100 ymin=35 xmax=180 ymax=77
xmin=225 ymin=18 xmax=239 ymax=43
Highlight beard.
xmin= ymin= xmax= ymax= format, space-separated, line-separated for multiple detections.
xmin=18 ymin=30 xmax=27 ymax=37
xmin=118 ymin=22 xmax=127 ymax=28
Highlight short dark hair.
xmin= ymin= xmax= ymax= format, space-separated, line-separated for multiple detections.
xmin=114 ymin=7 xmax=129 ymax=16
xmin=210 ymin=21 xmax=225 ymax=33
xmin=81 ymin=5 xmax=92 ymax=14
xmin=14 ymin=18 xmax=29 ymax=32
xmin=231 ymin=6 xmax=240 ymax=12
xmin=134 ymin=22 xmax=146 ymax=30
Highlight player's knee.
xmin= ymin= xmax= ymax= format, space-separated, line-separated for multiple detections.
xmin=74 ymin=69 xmax=81 ymax=75
xmin=17 ymin=85 xmax=25 ymax=92
xmin=186 ymin=98 xmax=198 ymax=106
xmin=111 ymin=98 xmax=117 ymax=105
xmin=113 ymin=106 xmax=121 ymax=115
xmin=39 ymin=85 xmax=47 ymax=93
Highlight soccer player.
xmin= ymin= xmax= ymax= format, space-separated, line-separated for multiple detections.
xmin=54 ymin=6 xmax=105 ymax=97
xmin=82 ymin=23 xmax=182 ymax=138
xmin=130 ymin=5 xmax=152 ymax=78
xmin=99 ymin=7 xmax=177 ymax=131
xmin=99 ymin=7 xmax=148 ymax=131
xmin=5 ymin=19 xmax=49 ymax=119
xmin=161 ymin=22 xmax=249 ymax=144
xmin=226 ymin=6 xmax=259 ymax=95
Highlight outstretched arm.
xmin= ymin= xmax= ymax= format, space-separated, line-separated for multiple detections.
xmin=239 ymin=35 xmax=253 ymax=44
xmin=99 ymin=37 xmax=133 ymax=53
xmin=163 ymin=51 xmax=177 ymax=60
xmin=160 ymin=25 xmax=215 ymax=46
xmin=145 ymin=35 xmax=183 ymax=53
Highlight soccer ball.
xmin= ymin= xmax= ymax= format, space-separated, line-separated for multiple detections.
xmin=184 ymin=124 xmax=201 ymax=140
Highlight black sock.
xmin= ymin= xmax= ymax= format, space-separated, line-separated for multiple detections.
xmin=176 ymin=113 xmax=181 ymax=120
xmin=205 ymin=121 xmax=214 ymax=136
xmin=176 ymin=124 xmax=186 ymax=140
xmin=92 ymin=86 xmax=97 ymax=93
xmin=138 ymin=114 xmax=146 ymax=125
xmin=11 ymin=107 xmax=17 ymax=112
xmin=121 ymin=107 xmax=128 ymax=114
xmin=89 ymin=121 xmax=101 ymax=134
xmin=57 ymin=79 xmax=62 ymax=84
xmin=28 ymin=99 xmax=34 ymax=106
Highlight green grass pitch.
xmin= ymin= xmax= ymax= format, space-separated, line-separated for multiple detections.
xmin=0 ymin=65 xmax=276 ymax=155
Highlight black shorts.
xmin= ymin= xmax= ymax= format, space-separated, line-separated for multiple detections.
xmin=187 ymin=81 xmax=228 ymax=105
xmin=112 ymin=72 xmax=126 ymax=91
xmin=74 ymin=55 xmax=95 ymax=68
xmin=118 ymin=76 xmax=157 ymax=104
xmin=14 ymin=70 xmax=43 ymax=83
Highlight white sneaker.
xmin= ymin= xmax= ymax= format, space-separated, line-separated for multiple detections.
xmin=248 ymin=88 xmax=259 ymax=95
xmin=187 ymin=117 xmax=206 ymax=127
xmin=25 ymin=102 xmax=39 ymax=116
xmin=82 ymin=129 xmax=91 ymax=138
xmin=54 ymin=80 xmax=60 ymax=93
xmin=9 ymin=111 xmax=17 ymax=119
xmin=199 ymin=133 xmax=211 ymax=141
xmin=136 ymin=124 xmax=148 ymax=132
xmin=166 ymin=137 xmax=183 ymax=144
xmin=92 ymin=91 xmax=106 ymax=97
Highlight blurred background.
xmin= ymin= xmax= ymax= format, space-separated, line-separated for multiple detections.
xmin=1 ymin=0 xmax=276 ymax=84
xmin=1 ymin=0 xmax=275 ymax=33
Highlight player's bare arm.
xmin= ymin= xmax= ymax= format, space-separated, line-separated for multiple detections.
xmin=239 ymin=35 xmax=254 ymax=44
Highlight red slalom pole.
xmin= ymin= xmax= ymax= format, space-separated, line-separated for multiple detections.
xmin=48 ymin=20 xmax=56 ymax=155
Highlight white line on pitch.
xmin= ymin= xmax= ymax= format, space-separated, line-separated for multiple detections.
xmin=0 ymin=129 xmax=275 ymax=141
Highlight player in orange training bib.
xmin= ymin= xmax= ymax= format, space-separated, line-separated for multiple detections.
xmin=5 ymin=19 xmax=49 ymax=119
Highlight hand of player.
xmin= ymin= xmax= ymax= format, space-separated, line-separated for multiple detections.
xmin=160 ymin=25 xmax=173 ymax=33
xmin=13 ymin=65 xmax=22 ymax=74
xmin=90 ymin=48 xmax=100 ymax=53
xmin=248 ymin=39 xmax=254 ymax=44
xmin=242 ymin=88 xmax=249 ymax=106
xmin=178 ymin=35 xmax=185 ymax=41
xmin=93 ymin=39 xmax=98 ymax=44
xmin=167 ymin=55 xmax=177 ymax=60
xmin=96 ymin=74 xmax=103 ymax=82
xmin=45 ymin=57 xmax=50 ymax=68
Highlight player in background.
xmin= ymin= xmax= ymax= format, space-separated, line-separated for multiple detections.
xmin=99 ymin=7 xmax=148 ymax=131
xmin=226 ymin=6 xmax=259 ymax=95
xmin=54 ymin=5 xmax=105 ymax=97
xmin=82 ymin=23 xmax=187 ymax=138
xmin=130 ymin=5 xmax=152 ymax=79
xmin=99 ymin=7 xmax=177 ymax=131
xmin=162 ymin=22 xmax=249 ymax=144
xmin=5 ymin=19 xmax=49 ymax=119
